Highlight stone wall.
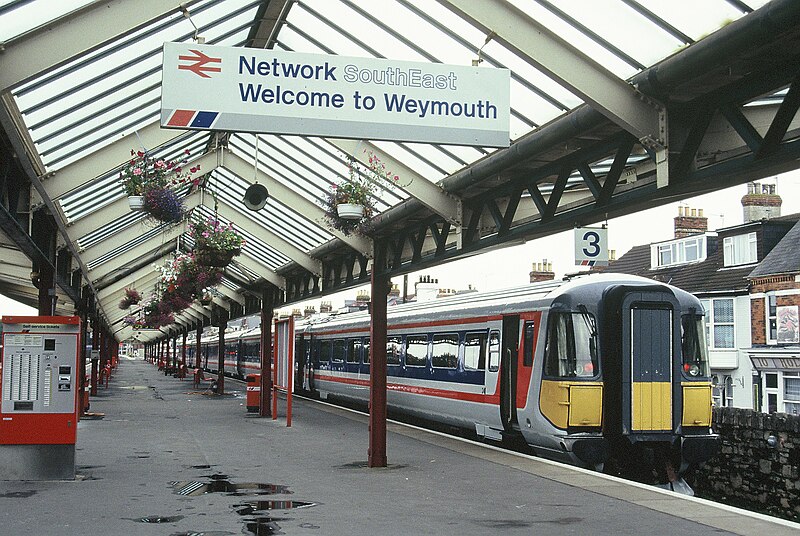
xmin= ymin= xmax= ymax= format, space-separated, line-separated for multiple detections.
xmin=689 ymin=407 xmax=800 ymax=522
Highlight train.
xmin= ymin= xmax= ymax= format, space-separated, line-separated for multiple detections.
xmin=186 ymin=272 xmax=719 ymax=482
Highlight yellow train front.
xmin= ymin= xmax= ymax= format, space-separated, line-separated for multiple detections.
xmin=520 ymin=275 xmax=719 ymax=481
xmin=294 ymin=273 xmax=718 ymax=483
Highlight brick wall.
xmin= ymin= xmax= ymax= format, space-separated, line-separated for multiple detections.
xmin=749 ymin=276 xmax=800 ymax=344
xmin=689 ymin=407 xmax=800 ymax=522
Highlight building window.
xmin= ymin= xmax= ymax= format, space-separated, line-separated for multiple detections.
xmin=701 ymin=298 xmax=735 ymax=349
xmin=784 ymin=374 xmax=800 ymax=416
xmin=723 ymin=232 xmax=757 ymax=266
xmin=652 ymin=236 xmax=706 ymax=268
xmin=712 ymin=375 xmax=734 ymax=407
xmin=766 ymin=292 xmax=778 ymax=344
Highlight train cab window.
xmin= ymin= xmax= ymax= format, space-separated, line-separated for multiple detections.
xmin=431 ymin=333 xmax=459 ymax=369
xmin=464 ymin=332 xmax=487 ymax=371
xmin=332 ymin=339 xmax=346 ymax=363
xmin=522 ymin=321 xmax=535 ymax=367
xmin=405 ymin=334 xmax=429 ymax=367
xmin=362 ymin=337 xmax=370 ymax=364
xmin=681 ymin=309 xmax=710 ymax=378
xmin=387 ymin=336 xmax=402 ymax=365
xmin=346 ymin=339 xmax=359 ymax=363
xmin=544 ymin=312 xmax=598 ymax=378
xmin=488 ymin=330 xmax=501 ymax=372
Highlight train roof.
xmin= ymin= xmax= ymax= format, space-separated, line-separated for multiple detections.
xmin=296 ymin=272 xmax=688 ymax=332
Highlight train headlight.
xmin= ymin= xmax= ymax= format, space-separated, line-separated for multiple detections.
xmin=683 ymin=363 xmax=701 ymax=377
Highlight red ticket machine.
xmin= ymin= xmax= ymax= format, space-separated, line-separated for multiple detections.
xmin=0 ymin=316 xmax=81 ymax=480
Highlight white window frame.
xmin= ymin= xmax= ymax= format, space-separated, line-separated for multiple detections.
xmin=701 ymin=297 xmax=735 ymax=349
xmin=723 ymin=232 xmax=757 ymax=267
xmin=651 ymin=235 xmax=706 ymax=268
xmin=766 ymin=291 xmax=778 ymax=345
xmin=783 ymin=372 xmax=800 ymax=416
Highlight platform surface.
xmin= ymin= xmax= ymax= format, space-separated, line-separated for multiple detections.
xmin=0 ymin=358 xmax=797 ymax=536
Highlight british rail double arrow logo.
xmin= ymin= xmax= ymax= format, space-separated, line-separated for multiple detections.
xmin=178 ymin=49 xmax=222 ymax=78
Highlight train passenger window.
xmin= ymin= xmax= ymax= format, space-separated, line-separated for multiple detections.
xmin=488 ymin=331 xmax=500 ymax=372
xmin=464 ymin=332 xmax=487 ymax=371
xmin=387 ymin=336 xmax=402 ymax=365
xmin=319 ymin=340 xmax=332 ymax=363
xmin=681 ymin=310 xmax=709 ymax=378
xmin=332 ymin=339 xmax=346 ymax=363
xmin=522 ymin=321 xmax=535 ymax=367
xmin=346 ymin=339 xmax=359 ymax=363
xmin=544 ymin=312 xmax=598 ymax=378
xmin=362 ymin=337 xmax=370 ymax=364
xmin=405 ymin=334 xmax=429 ymax=367
xmin=432 ymin=333 xmax=459 ymax=368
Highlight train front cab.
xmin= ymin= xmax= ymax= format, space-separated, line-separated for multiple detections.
xmin=600 ymin=284 xmax=719 ymax=478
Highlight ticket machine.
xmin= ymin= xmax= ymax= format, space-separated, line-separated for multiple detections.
xmin=0 ymin=316 xmax=81 ymax=480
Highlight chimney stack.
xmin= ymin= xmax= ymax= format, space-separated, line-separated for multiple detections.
xmin=319 ymin=301 xmax=332 ymax=313
xmin=303 ymin=305 xmax=316 ymax=318
xmin=674 ymin=206 xmax=708 ymax=238
xmin=529 ymin=259 xmax=555 ymax=282
xmin=742 ymin=181 xmax=781 ymax=222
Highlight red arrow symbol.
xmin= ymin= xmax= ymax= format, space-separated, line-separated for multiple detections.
xmin=178 ymin=49 xmax=222 ymax=78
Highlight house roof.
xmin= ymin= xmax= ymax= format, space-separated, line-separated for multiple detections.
xmin=748 ymin=220 xmax=800 ymax=278
xmin=603 ymin=239 xmax=753 ymax=294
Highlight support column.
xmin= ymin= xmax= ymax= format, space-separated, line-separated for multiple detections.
xmin=37 ymin=264 xmax=55 ymax=316
xmin=195 ymin=323 xmax=202 ymax=368
xmin=181 ymin=328 xmax=187 ymax=373
xmin=216 ymin=307 xmax=227 ymax=394
xmin=259 ymin=287 xmax=274 ymax=417
xmin=90 ymin=318 xmax=99 ymax=396
xmin=171 ymin=334 xmax=177 ymax=370
xmin=369 ymin=244 xmax=389 ymax=468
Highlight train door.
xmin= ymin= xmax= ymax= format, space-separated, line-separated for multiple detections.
xmin=500 ymin=315 xmax=520 ymax=432
xmin=624 ymin=296 xmax=675 ymax=433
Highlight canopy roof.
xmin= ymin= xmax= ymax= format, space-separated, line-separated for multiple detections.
xmin=2 ymin=0 xmax=799 ymax=342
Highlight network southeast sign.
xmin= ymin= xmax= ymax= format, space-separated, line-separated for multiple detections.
xmin=160 ymin=42 xmax=510 ymax=147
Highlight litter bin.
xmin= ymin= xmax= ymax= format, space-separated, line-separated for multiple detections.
xmin=246 ymin=374 xmax=261 ymax=413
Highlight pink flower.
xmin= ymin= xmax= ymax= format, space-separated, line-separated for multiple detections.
xmin=133 ymin=168 xmax=143 ymax=176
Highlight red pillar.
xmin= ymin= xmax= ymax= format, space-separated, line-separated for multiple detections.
xmin=181 ymin=328 xmax=187 ymax=373
xmin=368 ymin=248 xmax=389 ymax=468
xmin=195 ymin=324 xmax=202 ymax=368
xmin=216 ymin=307 xmax=226 ymax=394
xmin=90 ymin=318 xmax=99 ymax=396
xmin=259 ymin=287 xmax=274 ymax=417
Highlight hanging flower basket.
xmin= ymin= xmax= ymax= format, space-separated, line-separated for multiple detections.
xmin=336 ymin=203 xmax=365 ymax=220
xmin=194 ymin=248 xmax=240 ymax=268
xmin=128 ymin=195 xmax=145 ymax=211
xmin=118 ymin=287 xmax=141 ymax=310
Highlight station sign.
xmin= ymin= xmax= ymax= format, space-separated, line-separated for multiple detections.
xmin=161 ymin=42 xmax=510 ymax=147
xmin=574 ymin=226 xmax=609 ymax=267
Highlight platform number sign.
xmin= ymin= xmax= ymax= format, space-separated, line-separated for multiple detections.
xmin=574 ymin=226 xmax=609 ymax=267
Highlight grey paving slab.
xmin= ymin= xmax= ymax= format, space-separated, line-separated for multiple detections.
xmin=0 ymin=358 xmax=796 ymax=536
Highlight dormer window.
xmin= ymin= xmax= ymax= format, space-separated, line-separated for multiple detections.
xmin=723 ymin=232 xmax=757 ymax=267
xmin=651 ymin=235 xmax=706 ymax=268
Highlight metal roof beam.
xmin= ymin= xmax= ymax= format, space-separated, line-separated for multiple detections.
xmin=42 ymin=121 xmax=190 ymax=200
xmin=80 ymin=193 xmax=198 ymax=263
xmin=0 ymin=0 xmax=202 ymax=91
xmin=64 ymin=151 xmax=218 ymax=236
xmin=207 ymin=197 xmax=322 ymax=277
xmin=87 ymin=225 xmax=185 ymax=283
xmin=223 ymin=149 xmax=373 ymax=258
xmin=441 ymin=0 xmax=665 ymax=148
xmin=213 ymin=283 xmax=245 ymax=306
xmin=327 ymin=139 xmax=462 ymax=227
xmin=228 ymin=253 xmax=285 ymax=290
xmin=97 ymin=271 xmax=160 ymax=306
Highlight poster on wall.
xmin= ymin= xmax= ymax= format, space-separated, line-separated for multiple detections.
xmin=777 ymin=305 xmax=799 ymax=343
xmin=161 ymin=42 xmax=510 ymax=147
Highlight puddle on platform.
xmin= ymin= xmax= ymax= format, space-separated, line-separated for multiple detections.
xmin=171 ymin=478 xmax=292 ymax=497
xmin=170 ymin=532 xmax=233 ymax=536
xmin=131 ymin=515 xmax=184 ymax=523
xmin=233 ymin=500 xmax=315 ymax=515
xmin=0 ymin=490 xmax=37 ymax=498
xmin=242 ymin=516 xmax=286 ymax=535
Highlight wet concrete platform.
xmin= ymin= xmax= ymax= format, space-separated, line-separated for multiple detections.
xmin=1 ymin=358 xmax=798 ymax=536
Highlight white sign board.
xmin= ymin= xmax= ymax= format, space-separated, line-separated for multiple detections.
xmin=574 ymin=227 xmax=609 ymax=267
xmin=161 ymin=42 xmax=510 ymax=147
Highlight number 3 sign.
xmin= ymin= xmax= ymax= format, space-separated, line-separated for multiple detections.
xmin=574 ymin=226 xmax=609 ymax=266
